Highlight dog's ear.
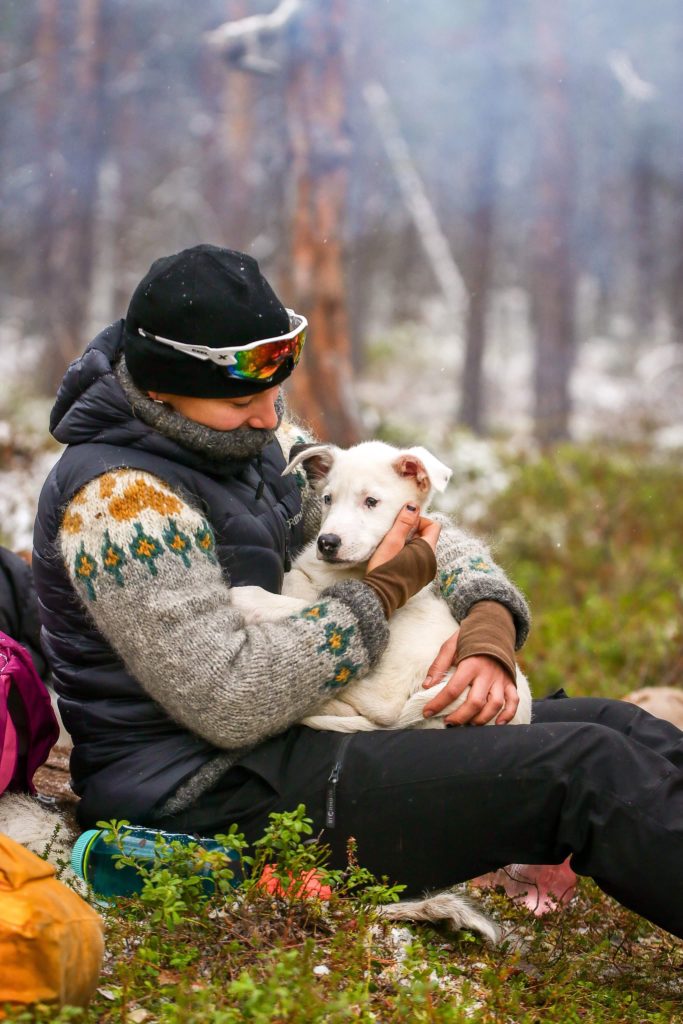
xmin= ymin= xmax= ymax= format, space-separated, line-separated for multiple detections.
xmin=283 ymin=443 xmax=337 ymax=488
xmin=392 ymin=446 xmax=452 ymax=494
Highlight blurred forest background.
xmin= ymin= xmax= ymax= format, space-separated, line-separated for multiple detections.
xmin=2 ymin=0 xmax=683 ymax=444
xmin=0 ymin=0 xmax=682 ymax=699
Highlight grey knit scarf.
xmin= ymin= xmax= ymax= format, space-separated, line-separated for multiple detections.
xmin=115 ymin=356 xmax=284 ymax=462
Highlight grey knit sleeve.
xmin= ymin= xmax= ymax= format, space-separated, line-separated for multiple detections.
xmin=58 ymin=469 xmax=389 ymax=750
xmin=431 ymin=512 xmax=530 ymax=649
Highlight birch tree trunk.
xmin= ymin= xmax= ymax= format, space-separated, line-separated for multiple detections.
xmin=459 ymin=0 xmax=508 ymax=433
xmin=218 ymin=0 xmax=256 ymax=252
xmin=33 ymin=0 xmax=61 ymax=388
xmin=632 ymin=124 xmax=656 ymax=337
xmin=670 ymin=14 xmax=683 ymax=347
xmin=35 ymin=0 xmax=107 ymax=392
xmin=197 ymin=2 xmax=240 ymax=248
xmin=530 ymin=1 xmax=577 ymax=444
xmin=109 ymin=4 xmax=139 ymax=317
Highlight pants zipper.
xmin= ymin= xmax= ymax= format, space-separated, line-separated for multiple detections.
xmin=325 ymin=734 xmax=354 ymax=828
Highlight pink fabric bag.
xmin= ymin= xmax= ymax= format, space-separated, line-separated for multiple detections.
xmin=0 ymin=631 xmax=59 ymax=795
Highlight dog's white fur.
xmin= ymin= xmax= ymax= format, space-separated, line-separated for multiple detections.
xmin=232 ymin=440 xmax=532 ymax=732
xmin=232 ymin=440 xmax=534 ymax=942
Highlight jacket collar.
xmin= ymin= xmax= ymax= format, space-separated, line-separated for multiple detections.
xmin=50 ymin=320 xmax=283 ymax=480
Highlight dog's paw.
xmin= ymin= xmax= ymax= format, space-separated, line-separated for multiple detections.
xmin=230 ymin=585 xmax=265 ymax=622
xmin=230 ymin=586 xmax=307 ymax=623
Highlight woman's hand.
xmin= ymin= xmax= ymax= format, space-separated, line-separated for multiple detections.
xmin=362 ymin=505 xmax=441 ymax=619
xmin=422 ymin=634 xmax=519 ymax=725
xmin=367 ymin=505 xmax=441 ymax=572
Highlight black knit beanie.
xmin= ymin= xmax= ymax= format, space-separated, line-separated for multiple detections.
xmin=123 ymin=244 xmax=294 ymax=398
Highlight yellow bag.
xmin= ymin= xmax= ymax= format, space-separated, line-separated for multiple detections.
xmin=0 ymin=833 xmax=104 ymax=1011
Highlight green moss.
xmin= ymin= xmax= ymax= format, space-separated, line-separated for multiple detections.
xmin=472 ymin=444 xmax=683 ymax=700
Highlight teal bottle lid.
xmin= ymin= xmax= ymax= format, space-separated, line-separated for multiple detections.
xmin=71 ymin=828 xmax=102 ymax=879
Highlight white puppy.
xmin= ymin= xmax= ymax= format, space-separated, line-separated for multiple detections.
xmin=233 ymin=440 xmax=532 ymax=732
xmin=232 ymin=440 xmax=533 ymax=944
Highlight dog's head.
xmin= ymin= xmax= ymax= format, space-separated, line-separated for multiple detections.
xmin=284 ymin=440 xmax=451 ymax=566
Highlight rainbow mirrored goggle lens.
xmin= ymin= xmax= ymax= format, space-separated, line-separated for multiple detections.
xmin=138 ymin=309 xmax=307 ymax=382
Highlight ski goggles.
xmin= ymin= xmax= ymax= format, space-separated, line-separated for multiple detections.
xmin=137 ymin=309 xmax=307 ymax=383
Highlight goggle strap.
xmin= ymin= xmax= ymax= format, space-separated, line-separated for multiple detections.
xmin=137 ymin=310 xmax=306 ymax=366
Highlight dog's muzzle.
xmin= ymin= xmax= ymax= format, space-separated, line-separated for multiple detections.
xmin=317 ymin=533 xmax=342 ymax=560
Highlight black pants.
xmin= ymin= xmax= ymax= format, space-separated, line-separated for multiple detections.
xmin=153 ymin=695 xmax=683 ymax=939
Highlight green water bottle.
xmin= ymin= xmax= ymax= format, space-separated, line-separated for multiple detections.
xmin=71 ymin=826 xmax=243 ymax=897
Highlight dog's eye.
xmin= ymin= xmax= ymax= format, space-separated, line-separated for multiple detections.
xmin=323 ymin=494 xmax=332 ymax=506
xmin=364 ymin=496 xmax=379 ymax=509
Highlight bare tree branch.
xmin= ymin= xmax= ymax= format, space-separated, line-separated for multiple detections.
xmin=206 ymin=0 xmax=305 ymax=75
xmin=363 ymin=80 xmax=468 ymax=323
xmin=0 ymin=60 xmax=38 ymax=96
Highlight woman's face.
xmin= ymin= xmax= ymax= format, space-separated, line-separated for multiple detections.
xmin=147 ymin=386 xmax=280 ymax=432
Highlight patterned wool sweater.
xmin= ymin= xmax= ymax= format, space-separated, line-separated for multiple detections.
xmin=57 ymin=422 xmax=530 ymax=811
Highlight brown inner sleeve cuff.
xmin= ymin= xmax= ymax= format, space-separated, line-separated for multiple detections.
xmin=454 ymin=600 xmax=517 ymax=682
xmin=363 ymin=537 xmax=437 ymax=618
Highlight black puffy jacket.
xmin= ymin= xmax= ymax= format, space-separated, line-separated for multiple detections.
xmin=32 ymin=321 xmax=305 ymax=823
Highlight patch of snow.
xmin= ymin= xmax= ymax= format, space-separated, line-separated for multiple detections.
xmin=571 ymin=338 xmax=683 ymax=442
xmin=435 ymin=433 xmax=515 ymax=525
xmin=0 ymin=448 xmax=61 ymax=549
xmin=359 ymin=287 xmax=682 ymax=450
xmin=652 ymin=423 xmax=683 ymax=450
xmin=0 ymin=315 xmax=46 ymax=395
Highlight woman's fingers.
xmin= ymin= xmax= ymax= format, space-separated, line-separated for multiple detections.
xmin=422 ymin=631 xmax=459 ymax=689
xmin=367 ymin=506 xmax=441 ymax=574
xmin=444 ymin=676 xmax=501 ymax=726
xmin=424 ymin=655 xmax=518 ymax=726
xmin=463 ymin=678 xmax=507 ymax=726
xmin=416 ymin=516 xmax=442 ymax=552
xmin=423 ymin=656 xmax=472 ymax=714
xmin=494 ymin=679 xmax=520 ymax=725
xmin=367 ymin=503 xmax=421 ymax=572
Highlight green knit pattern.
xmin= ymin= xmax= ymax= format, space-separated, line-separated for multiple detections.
xmin=431 ymin=513 xmax=531 ymax=649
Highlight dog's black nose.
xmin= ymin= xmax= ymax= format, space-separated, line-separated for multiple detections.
xmin=317 ymin=533 xmax=342 ymax=557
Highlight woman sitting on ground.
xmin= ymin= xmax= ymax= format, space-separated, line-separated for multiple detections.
xmin=32 ymin=244 xmax=683 ymax=942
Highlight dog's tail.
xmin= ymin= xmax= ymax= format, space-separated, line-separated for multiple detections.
xmin=377 ymin=889 xmax=501 ymax=945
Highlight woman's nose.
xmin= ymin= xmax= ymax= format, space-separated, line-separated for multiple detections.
xmin=248 ymin=393 xmax=279 ymax=429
